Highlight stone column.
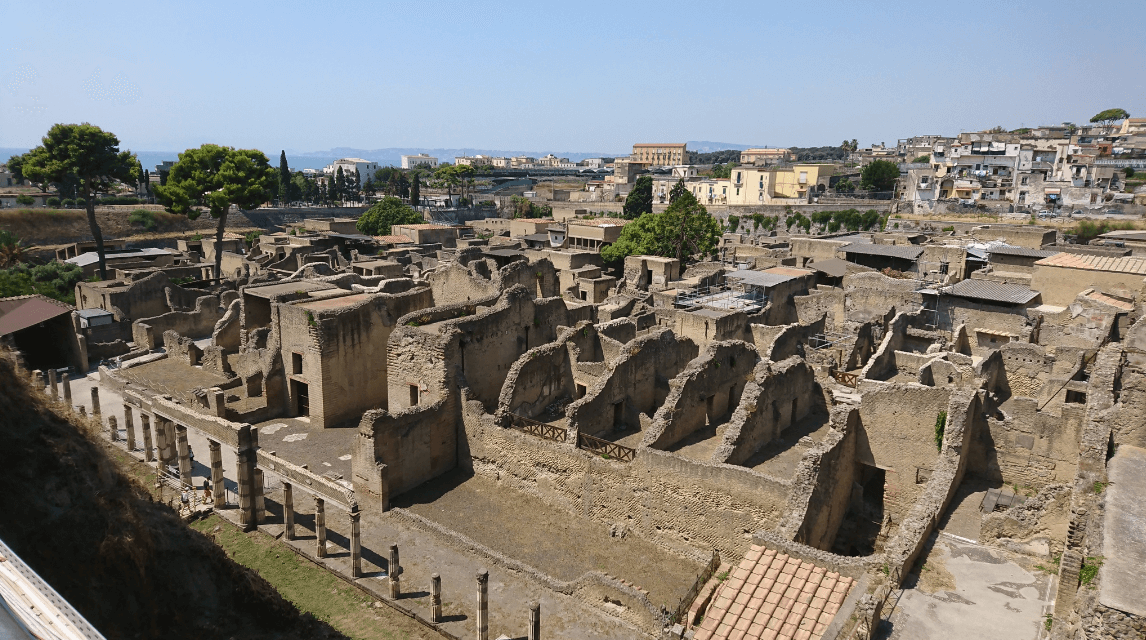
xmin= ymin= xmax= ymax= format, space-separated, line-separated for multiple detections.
xmin=236 ymin=425 xmax=257 ymax=530
xmin=282 ymin=482 xmax=295 ymax=540
xmin=163 ymin=420 xmax=178 ymax=465
xmin=32 ymin=370 xmax=42 ymax=391
xmin=153 ymin=418 xmax=170 ymax=467
xmin=209 ymin=440 xmax=225 ymax=508
xmin=48 ymin=369 xmax=58 ymax=401
xmin=90 ymin=386 xmax=101 ymax=418
xmin=477 ymin=569 xmax=489 ymax=640
xmin=175 ymin=425 xmax=192 ymax=485
xmin=61 ymin=373 xmax=71 ymax=407
xmin=211 ymin=388 xmax=226 ymax=418
xmin=528 ymin=601 xmax=540 ymax=640
xmin=350 ymin=506 xmax=362 ymax=578
xmin=140 ymin=413 xmax=154 ymax=462
xmin=253 ymin=469 xmax=266 ymax=524
xmin=107 ymin=416 xmax=118 ymax=444
xmin=431 ymin=574 xmax=442 ymax=623
xmin=314 ymin=497 xmax=327 ymax=558
xmin=388 ymin=545 xmax=400 ymax=598
xmin=123 ymin=405 xmax=136 ymax=451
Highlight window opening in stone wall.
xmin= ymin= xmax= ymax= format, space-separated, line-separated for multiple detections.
xmin=292 ymin=352 xmax=303 ymax=375
xmin=292 ymin=380 xmax=309 ymax=416
xmin=410 ymin=384 xmax=420 ymax=407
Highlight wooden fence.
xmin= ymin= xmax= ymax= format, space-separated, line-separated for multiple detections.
xmin=508 ymin=414 xmax=568 ymax=443
xmin=577 ymin=432 xmax=637 ymax=462
xmin=667 ymin=549 xmax=721 ymax=626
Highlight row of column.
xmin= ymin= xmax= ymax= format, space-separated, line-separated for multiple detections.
xmin=36 ymin=376 xmax=538 ymax=639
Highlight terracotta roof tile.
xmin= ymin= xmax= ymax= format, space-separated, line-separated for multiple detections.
xmin=694 ymin=545 xmax=855 ymax=640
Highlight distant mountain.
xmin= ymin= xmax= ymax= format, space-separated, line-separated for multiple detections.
xmin=288 ymin=147 xmax=626 ymax=167
xmin=686 ymin=141 xmax=760 ymax=153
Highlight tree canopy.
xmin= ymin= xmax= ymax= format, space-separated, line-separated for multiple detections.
xmin=1090 ymin=108 xmax=1130 ymax=126
xmin=668 ymin=178 xmax=687 ymax=204
xmin=602 ymin=192 xmax=720 ymax=264
xmin=622 ymin=175 xmax=653 ymax=219
xmin=355 ymin=197 xmax=423 ymax=236
xmin=18 ymin=123 xmax=138 ymax=279
xmin=860 ymin=160 xmax=899 ymax=192
xmin=154 ymin=144 xmax=274 ymax=278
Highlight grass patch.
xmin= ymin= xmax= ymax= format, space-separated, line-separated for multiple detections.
xmin=1035 ymin=553 xmax=1061 ymax=574
xmin=190 ymin=514 xmax=425 ymax=639
xmin=1080 ymin=556 xmax=1104 ymax=586
xmin=1092 ymin=481 xmax=1108 ymax=494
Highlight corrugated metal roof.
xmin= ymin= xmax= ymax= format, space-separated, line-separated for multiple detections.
xmin=1035 ymin=252 xmax=1146 ymax=274
xmin=940 ymin=280 xmax=1039 ymax=305
xmin=840 ymin=243 xmax=924 ymax=260
xmin=988 ymin=245 xmax=1060 ymax=259
xmin=808 ymin=258 xmax=850 ymax=278
xmin=727 ymin=269 xmax=794 ymax=288
xmin=65 ymin=248 xmax=171 ymax=267
xmin=0 ymin=295 xmax=74 ymax=336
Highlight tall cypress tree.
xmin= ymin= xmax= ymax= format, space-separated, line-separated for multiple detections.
xmin=411 ymin=175 xmax=421 ymax=206
xmin=334 ymin=166 xmax=345 ymax=204
xmin=278 ymin=151 xmax=291 ymax=206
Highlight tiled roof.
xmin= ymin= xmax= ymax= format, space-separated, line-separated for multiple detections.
xmin=1035 ymin=252 xmax=1146 ymax=274
xmin=940 ymin=279 xmax=1039 ymax=305
xmin=570 ymin=218 xmax=630 ymax=227
xmin=1081 ymin=289 xmax=1135 ymax=311
xmin=695 ymin=545 xmax=854 ymax=640
xmin=840 ymin=243 xmax=923 ymax=260
xmin=392 ymin=224 xmax=451 ymax=230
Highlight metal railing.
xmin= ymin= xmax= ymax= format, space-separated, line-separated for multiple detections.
xmin=675 ymin=283 xmax=767 ymax=311
xmin=508 ymin=414 xmax=568 ymax=443
xmin=577 ymin=432 xmax=637 ymax=462
xmin=808 ymin=332 xmax=850 ymax=350
xmin=667 ymin=549 xmax=722 ymax=626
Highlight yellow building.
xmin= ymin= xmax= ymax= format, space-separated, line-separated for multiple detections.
xmin=726 ymin=164 xmax=836 ymax=204
xmin=631 ymin=143 xmax=689 ymax=165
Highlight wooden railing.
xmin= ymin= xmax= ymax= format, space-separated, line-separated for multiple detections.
xmin=508 ymin=414 xmax=568 ymax=443
xmin=667 ymin=549 xmax=721 ymax=626
xmin=577 ymin=432 xmax=637 ymax=462
xmin=832 ymin=370 xmax=859 ymax=387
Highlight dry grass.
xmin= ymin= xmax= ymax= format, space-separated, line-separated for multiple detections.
xmin=0 ymin=206 xmax=259 ymax=249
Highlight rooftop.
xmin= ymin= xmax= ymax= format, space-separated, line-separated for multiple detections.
xmin=373 ymin=235 xmax=413 ymax=244
xmin=569 ymin=218 xmax=630 ymax=228
xmin=1034 ymin=252 xmax=1146 ymax=275
xmin=244 ymin=281 xmax=337 ymax=299
xmin=727 ymin=269 xmax=796 ymax=288
xmin=695 ymin=544 xmax=854 ymax=640
xmin=392 ymin=224 xmax=454 ymax=231
xmin=295 ymin=293 xmax=371 ymax=312
xmin=987 ymin=245 xmax=1060 ymax=259
xmin=840 ymin=243 xmax=924 ymax=260
xmin=0 ymin=295 xmax=73 ymax=336
xmin=64 ymin=247 xmax=171 ymax=268
xmin=940 ymin=279 xmax=1040 ymax=305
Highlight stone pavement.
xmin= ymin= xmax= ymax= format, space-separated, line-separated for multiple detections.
xmin=1100 ymin=445 xmax=1146 ymax=617
xmin=878 ymin=535 xmax=1054 ymax=640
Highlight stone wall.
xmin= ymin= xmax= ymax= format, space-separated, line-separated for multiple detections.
xmin=712 ymin=357 xmax=823 ymax=466
xmin=778 ymin=407 xmax=860 ymax=552
xmin=565 ymin=329 xmax=698 ymax=437
xmin=642 ymin=341 xmax=760 ymax=450
xmin=76 ymin=271 xmax=177 ymax=322
xmin=461 ymin=396 xmax=792 ymax=560
xmin=843 ymin=272 xmax=923 ymax=325
xmin=132 ymin=295 xmax=223 ymax=349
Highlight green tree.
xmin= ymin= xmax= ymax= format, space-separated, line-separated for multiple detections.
xmin=363 ymin=176 xmax=376 ymax=197
xmin=860 ymin=160 xmax=899 ymax=192
xmin=1090 ymin=108 xmax=1130 ymax=128
xmin=835 ymin=178 xmax=856 ymax=193
xmin=18 ymin=123 xmax=138 ymax=279
xmin=710 ymin=163 xmax=734 ymax=179
xmin=410 ymin=174 xmax=421 ymax=206
xmin=355 ymin=196 xmax=423 ymax=236
xmin=278 ymin=150 xmax=291 ymax=206
xmin=154 ymin=144 xmax=274 ymax=279
xmin=727 ymin=215 xmax=740 ymax=232
xmin=334 ymin=166 xmax=346 ymax=204
xmin=668 ymin=178 xmax=688 ymax=204
xmin=602 ymin=192 xmax=720 ymax=263
xmin=623 ymin=175 xmax=653 ymax=219
xmin=0 ymin=261 xmax=85 ymax=304
xmin=911 ymin=155 xmax=930 ymax=164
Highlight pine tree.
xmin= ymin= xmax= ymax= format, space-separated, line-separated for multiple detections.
xmin=319 ymin=181 xmax=328 ymax=206
xmin=278 ymin=151 xmax=291 ymax=206
xmin=411 ymin=175 xmax=421 ymax=207
xmin=334 ymin=166 xmax=345 ymax=204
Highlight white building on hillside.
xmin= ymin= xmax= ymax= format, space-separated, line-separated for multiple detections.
xmin=323 ymin=158 xmax=380 ymax=181
xmin=401 ymin=154 xmax=439 ymax=169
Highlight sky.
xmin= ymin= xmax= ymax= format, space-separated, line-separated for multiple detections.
xmin=2 ymin=0 xmax=1144 ymax=157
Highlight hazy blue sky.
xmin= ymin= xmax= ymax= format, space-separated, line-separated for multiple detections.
xmin=3 ymin=0 xmax=1144 ymax=155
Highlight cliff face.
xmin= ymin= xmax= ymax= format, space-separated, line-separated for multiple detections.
xmin=0 ymin=353 xmax=342 ymax=640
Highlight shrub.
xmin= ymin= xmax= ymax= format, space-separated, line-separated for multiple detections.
xmin=98 ymin=196 xmax=142 ymax=205
xmin=941 ymin=226 xmax=955 ymax=232
xmin=46 ymin=197 xmax=61 ymax=207
xmin=128 ymin=209 xmax=158 ymax=230
xmin=62 ymin=198 xmax=76 ymax=207
xmin=1126 ymin=167 xmax=1135 ymax=178
xmin=727 ymin=215 xmax=740 ymax=232
xmin=1073 ymin=220 xmax=1136 ymax=243
xmin=16 ymin=195 xmax=34 ymax=206
xmin=1079 ymin=557 xmax=1104 ymax=586
xmin=76 ymin=198 xmax=87 ymax=206
xmin=0 ymin=261 xmax=85 ymax=304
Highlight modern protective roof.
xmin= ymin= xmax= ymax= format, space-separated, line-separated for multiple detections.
xmin=840 ymin=243 xmax=924 ymax=260
xmin=987 ymin=245 xmax=1060 ymax=259
xmin=522 ymin=233 xmax=550 ymax=242
xmin=64 ymin=248 xmax=171 ymax=268
xmin=940 ymin=279 xmax=1040 ymax=305
xmin=0 ymin=295 xmax=73 ymax=336
xmin=1035 ymin=252 xmax=1146 ymax=274
xmin=373 ymin=235 xmax=413 ymax=244
xmin=727 ymin=269 xmax=795 ymax=288
xmin=808 ymin=258 xmax=850 ymax=278
xmin=694 ymin=543 xmax=854 ymax=640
